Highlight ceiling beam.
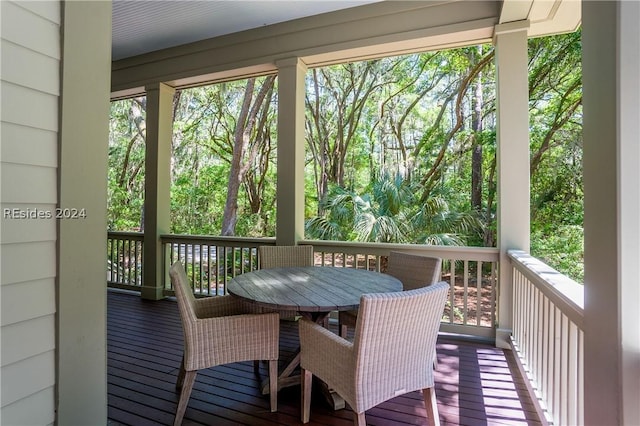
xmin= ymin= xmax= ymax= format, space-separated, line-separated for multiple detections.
xmin=499 ymin=0 xmax=581 ymax=37
xmin=111 ymin=0 xmax=500 ymax=95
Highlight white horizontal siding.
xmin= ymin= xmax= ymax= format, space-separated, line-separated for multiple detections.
xmin=1 ymin=279 xmax=55 ymax=327
xmin=14 ymin=0 xmax=61 ymax=25
xmin=1 ymin=39 xmax=60 ymax=95
xmin=1 ymin=314 xmax=55 ymax=366
xmin=0 ymin=163 xmax=57 ymax=204
xmin=0 ymin=1 xmax=60 ymax=59
xmin=1 ymin=123 xmax=58 ymax=168
xmin=0 ymin=203 xmax=57 ymax=243
xmin=0 ymin=387 xmax=55 ymax=426
xmin=0 ymin=0 xmax=59 ymax=423
xmin=0 ymin=81 xmax=58 ymax=131
xmin=0 ymin=241 xmax=56 ymax=286
xmin=0 ymin=350 xmax=56 ymax=407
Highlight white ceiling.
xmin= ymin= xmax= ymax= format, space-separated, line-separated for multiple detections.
xmin=112 ymin=0 xmax=382 ymax=61
xmin=112 ymin=0 xmax=581 ymax=62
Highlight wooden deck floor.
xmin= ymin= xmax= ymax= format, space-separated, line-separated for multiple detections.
xmin=107 ymin=290 xmax=541 ymax=426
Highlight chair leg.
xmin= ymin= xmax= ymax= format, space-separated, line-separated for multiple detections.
xmin=174 ymin=370 xmax=196 ymax=426
xmin=301 ymin=368 xmax=312 ymax=423
xmin=339 ymin=324 xmax=348 ymax=338
xmin=353 ymin=411 xmax=366 ymax=426
xmin=423 ymin=386 xmax=440 ymax=426
xmin=176 ymin=355 xmax=186 ymax=390
xmin=269 ymin=359 xmax=278 ymax=412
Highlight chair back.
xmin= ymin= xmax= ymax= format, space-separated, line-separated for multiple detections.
xmin=352 ymin=281 xmax=449 ymax=412
xmin=170 ymin=261 xmax=198 ymax=327
xmin=386 ymin=251 xmax=442 ymax=291
xmin=259 ymin=245 xmax=314 ymax=269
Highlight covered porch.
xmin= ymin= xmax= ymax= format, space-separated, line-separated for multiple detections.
xmin=63 ymin=0 xmax=638 ymax=425
xmin=4 ymin=0 xmax=637 ymax=425
xmin=107 ymin=235 xmax=582 ymax=425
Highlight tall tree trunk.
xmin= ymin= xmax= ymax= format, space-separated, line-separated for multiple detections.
xmin=307 ymin=62 xmax=381 ymax=204
xmin=419 ymin=49 xmax=495 ymax=200
xmin=221 ymin=76 xmax=275 ymax=236
xmin=471 ymin=45 xmax=483 ymax=211
xmin=245 ymin=82 xmax=275 ymax=214
xmin=307 ymin=69 xmax=329 ymax=215
xmin=484 ymin=157 xmax=496 ymax=247
xmin=221 ymin=79 xmax=255 ymax=236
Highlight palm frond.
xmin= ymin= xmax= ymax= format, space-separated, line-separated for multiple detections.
xmin=305 ymin=216 xmax=343 ymax=240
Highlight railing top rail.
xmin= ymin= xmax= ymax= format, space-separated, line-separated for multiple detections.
xmin=151 ymin=234 xmax=499 ymax=262
xmin=107 ymin=231 xmax=144 ymax=240
xmin=508 ymin=249 xmax=584 ymax=329
xmin=160 ymin=234 xmax=275 ymax=247
xmin=304 ymin=239 xmax=500 ymax=261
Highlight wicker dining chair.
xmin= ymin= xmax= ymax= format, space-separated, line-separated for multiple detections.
xmin=170 ymin=261 xmax=280 ymax=426
xmin=258 ymin=244 xmax=314 ymax=269
xmin=300 ymin=282 xmax=449 ymax=426
xmin=258 ymin=245 xmax=315 ymax=320
xmin=338 ymin=251 xmax=442 ymax=337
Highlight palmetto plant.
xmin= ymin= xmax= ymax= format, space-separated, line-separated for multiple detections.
xmin=305 ymin=172 xmax=483 ymax=245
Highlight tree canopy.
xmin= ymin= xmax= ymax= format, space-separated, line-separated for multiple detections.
xmin=108 ymin=31 xmax=583 ymax=281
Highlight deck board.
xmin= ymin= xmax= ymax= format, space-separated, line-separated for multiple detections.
xmin=107 ymin=290 xmax=541 ymax=426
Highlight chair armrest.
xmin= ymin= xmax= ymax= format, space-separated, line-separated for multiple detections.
xmin=299 ymin=318 xmax=355 ymax=398
xmin=193 ymin=295 xmax=251 ymax=318
xmin=184 ymin=311 xmax=280 ymax=370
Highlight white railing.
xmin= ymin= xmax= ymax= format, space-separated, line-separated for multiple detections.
xmin=508 ymin=250 xmax=584 ymax=426
xmin=161 ymin=234 xmax=270 ymax=296
xmin=156 ymin=235 xmax=499 ymax=339
xmin=107 ymin=231 xmax=144 ymax=289
xmin=106 ymin=232 xmax=499 ymax=339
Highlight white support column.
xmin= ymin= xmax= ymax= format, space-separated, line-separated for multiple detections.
xmin=583 ymin=2 xmax=640 ymax=424
xmin=143 ymin=83 xmax=175 ymax=300
xmin=57 ymin=1 xmax=111 ymax=423
xmin=618 ymin=4 xmax=640 ymax=422
xmin=275 ymin=58 xmax=307 ymax=246
xmin=493 ymin=21 xmax=530 ymax=349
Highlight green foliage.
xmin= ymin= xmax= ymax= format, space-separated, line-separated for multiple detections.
xmin=527 ymin=31 xmax=583 ymax=281
xmin=305 ymin=172 xmax=484 ymax=245
xmin=531 ymin=225 xmax=584 ymax=282
xmin=170 ymin=164 xmax=230 ymax=235
xmin=108 ymin=97 xmax=146 ymax=231
xmin=170 ymin=77 xmax=278 ymax=236
xmin=107 ymin=31 xmax=584 ymax=282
